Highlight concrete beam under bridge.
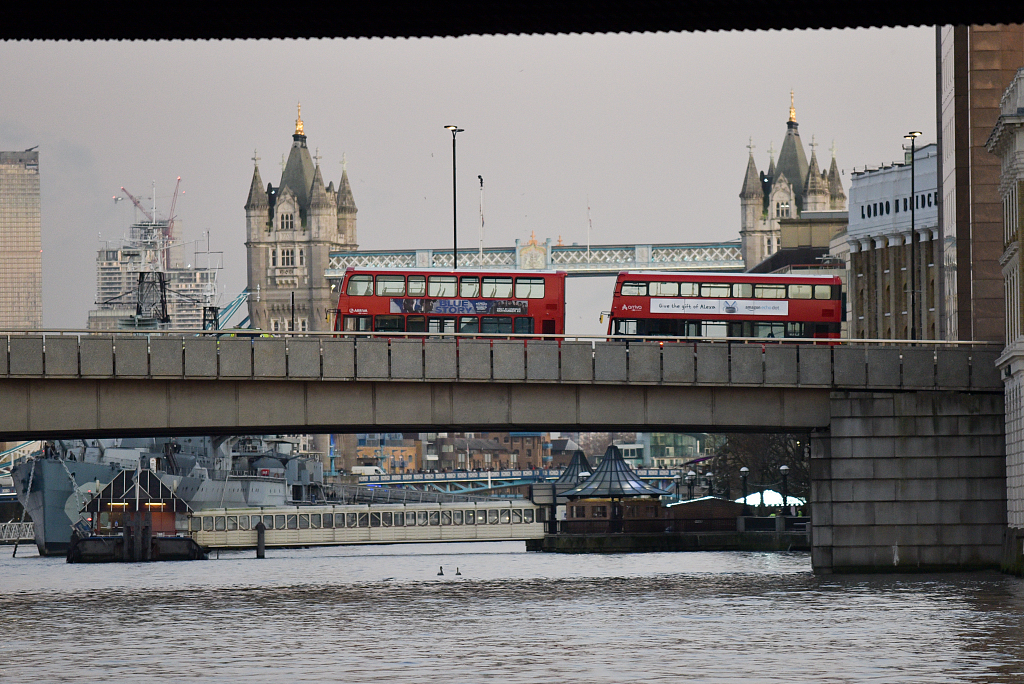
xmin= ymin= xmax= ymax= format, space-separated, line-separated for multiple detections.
xmin=0 ymin=380 xmax=832 ymax=440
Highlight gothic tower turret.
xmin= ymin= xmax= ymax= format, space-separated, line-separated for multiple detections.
xmin=245 ymin=106 xmax=359 ymax=333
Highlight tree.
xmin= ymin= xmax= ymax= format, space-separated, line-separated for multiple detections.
xmin=705 ymin=432 xmax=811 ymax=504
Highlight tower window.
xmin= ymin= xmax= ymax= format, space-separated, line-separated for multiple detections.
xmin=271 ymin=249 xmax=277 ymax=267
xmin=281 ymin=249 xmax=295 ymax=267
xmin=280 ymin=213 xmax=295 ymax=231
xmin=299 ymin=249 xmax=305 ymax=266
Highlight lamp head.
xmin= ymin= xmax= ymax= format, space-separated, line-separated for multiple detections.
xmin=445 ymin=125 xmax=464 ymax=134
xmin=740 ymin=467 xmax=749 ymax=474
xmin=780 ymin=464 xmax=790 ymax=474
xmin=905 ymin=131 xmax=922 ymax=140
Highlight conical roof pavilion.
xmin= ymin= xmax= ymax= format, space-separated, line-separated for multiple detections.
xmin=554 ymin=450 xmax=594 ymax=485
xmin=560 ymin=445 xmax=668 ymax=499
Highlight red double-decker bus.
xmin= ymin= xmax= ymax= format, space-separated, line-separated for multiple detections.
xmin=334 ymin=268 xmax=567 ymax=335
xmin=605 ymin=271 xmax=843 ymax=340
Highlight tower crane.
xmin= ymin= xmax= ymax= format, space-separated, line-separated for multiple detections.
xmin=119 ymin=186 xmax=154 ymax=223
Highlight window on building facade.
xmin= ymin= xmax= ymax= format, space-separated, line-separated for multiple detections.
xmin=299 ymin=249 xmax=304 ymax=266
xmin=281 ymin=249 xmax=295 ymax=267
xmin=280 ymin=213 xmax=295 ymax=231
xmin=271 ymin=249 xmax=277 ymax=267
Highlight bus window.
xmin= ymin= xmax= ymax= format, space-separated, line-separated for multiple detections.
xmin=481 ymin=316 xmax=513 ymax=334
xmin=459 ymin=317 xmax=479 ymax=333
xmin=679 ymin=282 xmax=698 ymax=296
xmin=344 ymin=316 xmax=371 ymax=332
xmin=787 ymin=322 xmax=807 ymax=337
xmin=375 ymin=315 xmax=404 ymax=332
xmin=703 ymin=322 xmax=728 ymax=338
xmin=733 ymin=283 xmax=753 ymax=298
xmin=514 ymin=317 xmax=534 ymax=334
xmin=757 ymin=322 xmax=785 ymax=338
xmin=407 ymin=316 xmax=426 ymax=333
xmin=789 ymin=285 xmax=812 ymax=299
xmin=376 ymin=275 xmax=406 ymax=296
xmin=346 ymin=275 xmax=373 ymax=296
xmin=408 ymin=275 xmax=426 ymax=297
xmin=620 ymin=281 xmax=647 ymax=296
xmin=648 ymin=281 xmax=678 ymax=297
xmin=814 ymin=285 xmax=834 ymax=299
xmin=701 ymin=283 xmax=731 ymax=297
xmin=429 ymin=317 xmax=456 ymax=334
xmin=515 ymin=278 xmax=546 ymax=299
xmin=482 ymin=277 xmax=513 ymax=298
xmin=614 ymin=319 xmax=637 ymax=335
xmin=754 ymin=284 xmax=786 ymax=299
xmin=428 ymin=276 xmax=457 ymax=297
xmin=460 ymin=276 xmax=480 ymax=298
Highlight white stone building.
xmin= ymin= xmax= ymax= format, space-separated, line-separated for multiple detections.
xmin=987 ymin=67 xmax=1024 ymax=534
xmin=843 ymin=143 xmax=941 ymax=339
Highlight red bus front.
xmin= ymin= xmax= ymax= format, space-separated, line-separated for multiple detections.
xmin=605 ymin=271 xmax=842 ymax=340
xmin=334 ymin=268 xmax=566 ymax=336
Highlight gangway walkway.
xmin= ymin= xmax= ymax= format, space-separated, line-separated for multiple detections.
xmin=0 ymin=522 xmax=33 ymax=543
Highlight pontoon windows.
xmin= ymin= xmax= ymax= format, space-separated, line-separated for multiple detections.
xmin=215 ymin=516 xmax=226 ymax=531
xmin=299 ymin=514 xmax=310 ymax=529
xmin=226 ymin=516 xmax=238 ymax=531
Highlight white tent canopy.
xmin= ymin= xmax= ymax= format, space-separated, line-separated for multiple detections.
xmin=734 ymin=489 xmax=805 ymax=506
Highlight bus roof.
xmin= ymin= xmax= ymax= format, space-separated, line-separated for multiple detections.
xmin=617 ymin=271 xmax=840 ymax=281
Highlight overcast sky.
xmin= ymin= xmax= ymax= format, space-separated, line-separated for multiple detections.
xmin=0 ymin=28 xmax=935 ymax=333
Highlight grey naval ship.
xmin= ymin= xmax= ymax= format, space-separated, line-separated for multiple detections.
xmin=13 ymin=436 xmax=326 ymax=555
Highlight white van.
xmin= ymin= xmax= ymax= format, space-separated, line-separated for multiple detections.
xmin=350 ymin=466 xmax=386 ymax=476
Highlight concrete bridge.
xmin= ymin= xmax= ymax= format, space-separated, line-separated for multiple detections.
xmin=0 ymin=332 xmax=1007 ymax=574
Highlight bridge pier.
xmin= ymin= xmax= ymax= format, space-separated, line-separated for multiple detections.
xmin=812 ymin=390 xmax=1006 ymax=573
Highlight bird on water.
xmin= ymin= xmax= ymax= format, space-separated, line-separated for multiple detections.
xmin=438 ymin=566 xmax=444 ymax=576
xmin=455 ymin=568 xmax=461 ymax=576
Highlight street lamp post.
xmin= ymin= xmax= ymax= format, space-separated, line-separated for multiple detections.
xmin=904 ymin=131 xmax=922 ymax=340
xmin=686 ymin=470 xmax=696 ymax=500
xmin=445 ymin=125 xmax=464 ymax=269
xmin=780 ymin=464 xmax=790 ymax=516
xmin=740 ymin=467 xmax=749 ymax=515
xmin=706 ymin=472 xmax=714 ymax=497
xmin=674 ymin=474 xmax=683 ymax=503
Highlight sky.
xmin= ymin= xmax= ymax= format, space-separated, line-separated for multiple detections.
xmin=0 ymin=28 xmax=936 ymax=333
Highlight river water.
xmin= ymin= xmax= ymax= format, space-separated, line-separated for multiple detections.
xmin=2 ymin=543 xmax=1024 ymax=683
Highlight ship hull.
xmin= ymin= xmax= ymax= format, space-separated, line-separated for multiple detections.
xmin=13 ymin=459 xmax=124 ymax=556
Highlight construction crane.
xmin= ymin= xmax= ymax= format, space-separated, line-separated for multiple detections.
xmin=165 ymin=176 xmax=182 ymax=242
xmin=119 ymin=186 xmax=154 ymax=223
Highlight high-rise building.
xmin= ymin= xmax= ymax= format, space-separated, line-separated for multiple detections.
xmin=245 ymin=106 xmax=357 ymax=333
xmin=937 ymin=25 xmax=1024 ymax=343
xmin=0 ymin=150 xmax=42 ymax=328
xmin=86 ymin=217 xmax=219 ymax=330
xmin=739 ymin=93 xmax=847 ymax=270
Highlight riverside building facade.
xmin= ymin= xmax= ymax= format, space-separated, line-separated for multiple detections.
xmin=988 ymin=68 xmax=1024 ymax=535
xmin=0 ymin=150 xmax=42 ymax=329
xmin=844 ymin=144 xmax=941 ymax=340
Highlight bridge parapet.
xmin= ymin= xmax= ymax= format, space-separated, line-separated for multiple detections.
xmin=0 ymin=333 xmax=1003 ymax=392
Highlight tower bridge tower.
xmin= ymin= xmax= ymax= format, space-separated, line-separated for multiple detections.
xmin=245 ymin=106 xmax=358 ymax=332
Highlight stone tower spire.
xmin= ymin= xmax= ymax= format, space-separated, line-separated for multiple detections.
xmin=804 ymin=137 xmax=830 ymax=212
xmin=336 ymin=161 xmax=358 ymax=250
xmin=827 ymin=141 xmax=846 ymax=210
xmin=776 ymin=93 xmax=809 ymax=212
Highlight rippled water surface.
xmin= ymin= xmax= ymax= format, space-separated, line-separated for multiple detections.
xmin=3 ymin=543 xmax=1024 ymax=683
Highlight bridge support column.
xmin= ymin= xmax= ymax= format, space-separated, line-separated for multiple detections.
xmin=812 ymin=390 xmax=1006 ymax=574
